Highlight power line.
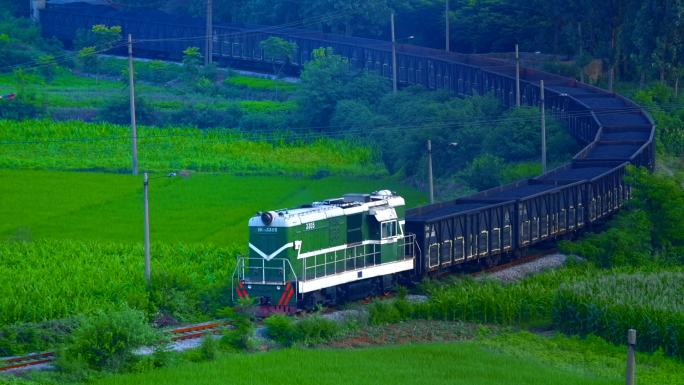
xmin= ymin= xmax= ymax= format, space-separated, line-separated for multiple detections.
xmin=0 ymin=104 xmax=656 ymax=147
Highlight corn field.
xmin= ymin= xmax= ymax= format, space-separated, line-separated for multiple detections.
xmin=0 ymin=240 xmax=241 ymax=326
xmin=553 ymin=272 xmax=684 ymax=359
xmin=415 ymin=273 xmax=564 ymax=326
xmin=0 ymin=119 xmax=384 ymax=176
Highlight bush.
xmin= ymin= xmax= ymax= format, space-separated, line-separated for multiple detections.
xmin=60 ymin=306 xmax=160 ymax=372
xmin=0 ymin=318 xmax=80 ymax=356
xmin=186 ymin=336 xmax=219 ymax=362
xmin=264 ymin=314 xmax=340 ymax=346
xmin=218 ymin=307 xmax=254 ymax=351
xmin=171 ymin=103 xmax=242 ymax=129
xmin=0 ymin=92 xmax=45 ymax=120
xmin=99 ymin=95 xmax=155 ymax=126
xmin=293 ymin=316 xmax=340 ymax=345
xmin=368 ymin=300 xmax=405 ymax=325
xmin=264 ymin=314 xmax=296 ymax=346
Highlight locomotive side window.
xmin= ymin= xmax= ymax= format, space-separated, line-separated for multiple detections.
xmin=381 ymin=221 xmax=398 ymax=239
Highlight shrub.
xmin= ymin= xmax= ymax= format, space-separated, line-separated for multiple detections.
xmin=99 ymin=95 xmax=155 ymax=125
xmin=218 ymin=307 xmax=254 ymax=351
xmin=60 ymin=306 xmax=160 ymax=372
xmin=293 ymin=316 xmax=340 ymax=345
xmin=264 ymin=314 xmax=296 ymax=346
xmin=0 ymin=92 xmax=45 ymax=120
xmin=368 ymin=300 xmax=405 ymax=325
xmin=0 ymin=318 xmax=80 ymax=356
xmin=186 ymin=336 xmax=219 ymax=362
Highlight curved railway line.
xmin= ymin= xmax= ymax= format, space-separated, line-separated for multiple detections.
xmin=35 ymin=3 xmax=655 ymax=311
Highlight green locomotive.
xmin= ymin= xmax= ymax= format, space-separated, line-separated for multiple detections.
xmin=233 ymin=190 xmax=415 ymax=313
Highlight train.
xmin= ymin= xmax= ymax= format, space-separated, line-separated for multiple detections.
xmin=37 ymin=3 xmax=656 ymax=312
xmin=236 ymin=190 xmax=414 ymax=312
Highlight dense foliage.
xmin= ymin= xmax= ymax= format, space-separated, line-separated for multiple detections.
xmin=61 ymin=306 xmax=161 ymax=372
xmin=631 ymin=84 xmax=684 ymax=156
xmin=264 ymin=314 xmax=341 ymax=346
xmin=296 ymin=49 xmax=578 ymax=195
xmin=0 ymin=240 xmax=239 ymax=326
xmin=554 ymin=272 xmax=684 ymax=359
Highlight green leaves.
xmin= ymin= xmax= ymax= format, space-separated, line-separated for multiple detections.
xmin=61 ymin=305 xmax=161 ymax=372
xmin=553 ymin=272 xmax=684 ymax=359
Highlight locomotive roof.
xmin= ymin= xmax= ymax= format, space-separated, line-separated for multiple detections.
xmin=248 ymin=190 xmax=405 ymax=228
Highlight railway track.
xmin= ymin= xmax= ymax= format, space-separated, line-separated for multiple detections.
xmin=0 ymin=321 xmax=228 ymax=373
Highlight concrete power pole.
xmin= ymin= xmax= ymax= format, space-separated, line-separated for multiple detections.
xmin=391 ymin=11 xmax=397 ymax=94
xmin=205 ymin=0 xmax=213 ymax=65
xmin=445 ymin=0 xmax=450 ymax=52
xmin=143 ymin=172 xmax=151 ymax=287
xmin=427 ymin=140 xmax=434 ymax=204
xmin=626 ymin=329 xmax=636 ymax=385
xmin=515 ymin=44 xmax=521 ymax=107
xmin=128 ymin=34 xmax=138 ymax=175
xmin=540 ymin=80 xmax=547 ymax=174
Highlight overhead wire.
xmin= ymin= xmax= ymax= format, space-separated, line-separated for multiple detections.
xmin=0 ymin=103 xmax=658 ymax=147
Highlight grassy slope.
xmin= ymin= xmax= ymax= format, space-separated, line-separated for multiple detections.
xmin=90 ymin=343 xmax=616 ymax=385
xmin=0 ymin=169 xmax=426 ymax=246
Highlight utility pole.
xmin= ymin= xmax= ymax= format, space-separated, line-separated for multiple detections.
xmin=515 ymin=44 xmax=521 ymax=107
xmin=578 ymin=22 xmax=584 ymax=83
xmin=427 ymin=140 xmax=434 ymax=204
xmin=391 ymin=11 xmax=397 ymax=94
xmin=445 ymin=0 xmax=450 ymax=52
xmin=540 ymin=80 xmax=547 ymax=174
xmin=626 ymin=329 xmax=636 ymax=385
xmin=128 ymin=34 xmax=138 ymax=176
xmin=143 ymin=172 xmax=151 ymax=288
xmin=205 ymin=0 xmax=213 ymax=65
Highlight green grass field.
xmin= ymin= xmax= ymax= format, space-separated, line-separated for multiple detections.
xmin=0 ymin=169 xmax=425 ymax=245
xmin=89 ymin=342 xmax=618 ymax=385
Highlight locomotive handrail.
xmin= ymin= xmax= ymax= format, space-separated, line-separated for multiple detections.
xmin=232 ymin=257 xmax=297 ymax=293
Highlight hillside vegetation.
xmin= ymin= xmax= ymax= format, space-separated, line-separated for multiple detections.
xmin=0 ymin=120 xmax=383 ymax=176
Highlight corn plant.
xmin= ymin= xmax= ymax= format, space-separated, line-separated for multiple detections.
xmin=553 ymin=272 xmax=684 ymax=359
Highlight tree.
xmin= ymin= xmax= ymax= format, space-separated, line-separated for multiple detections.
xmin=75 ymin=24 xmax=121 ymax=51
xmin=182 ymin=46 xmax=202 ymax=81
xmin=295 ymin=47 xmax=353 ymax=128
xmin=458 ymin=154 xmax=505 ymax=191
xmin=624 ymin=166 xmax=684 ymax=252
xmin=77 ymin=46 xmax=99 ymax=78
xmin=259 ymin=36 xmax=298 ymax=77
